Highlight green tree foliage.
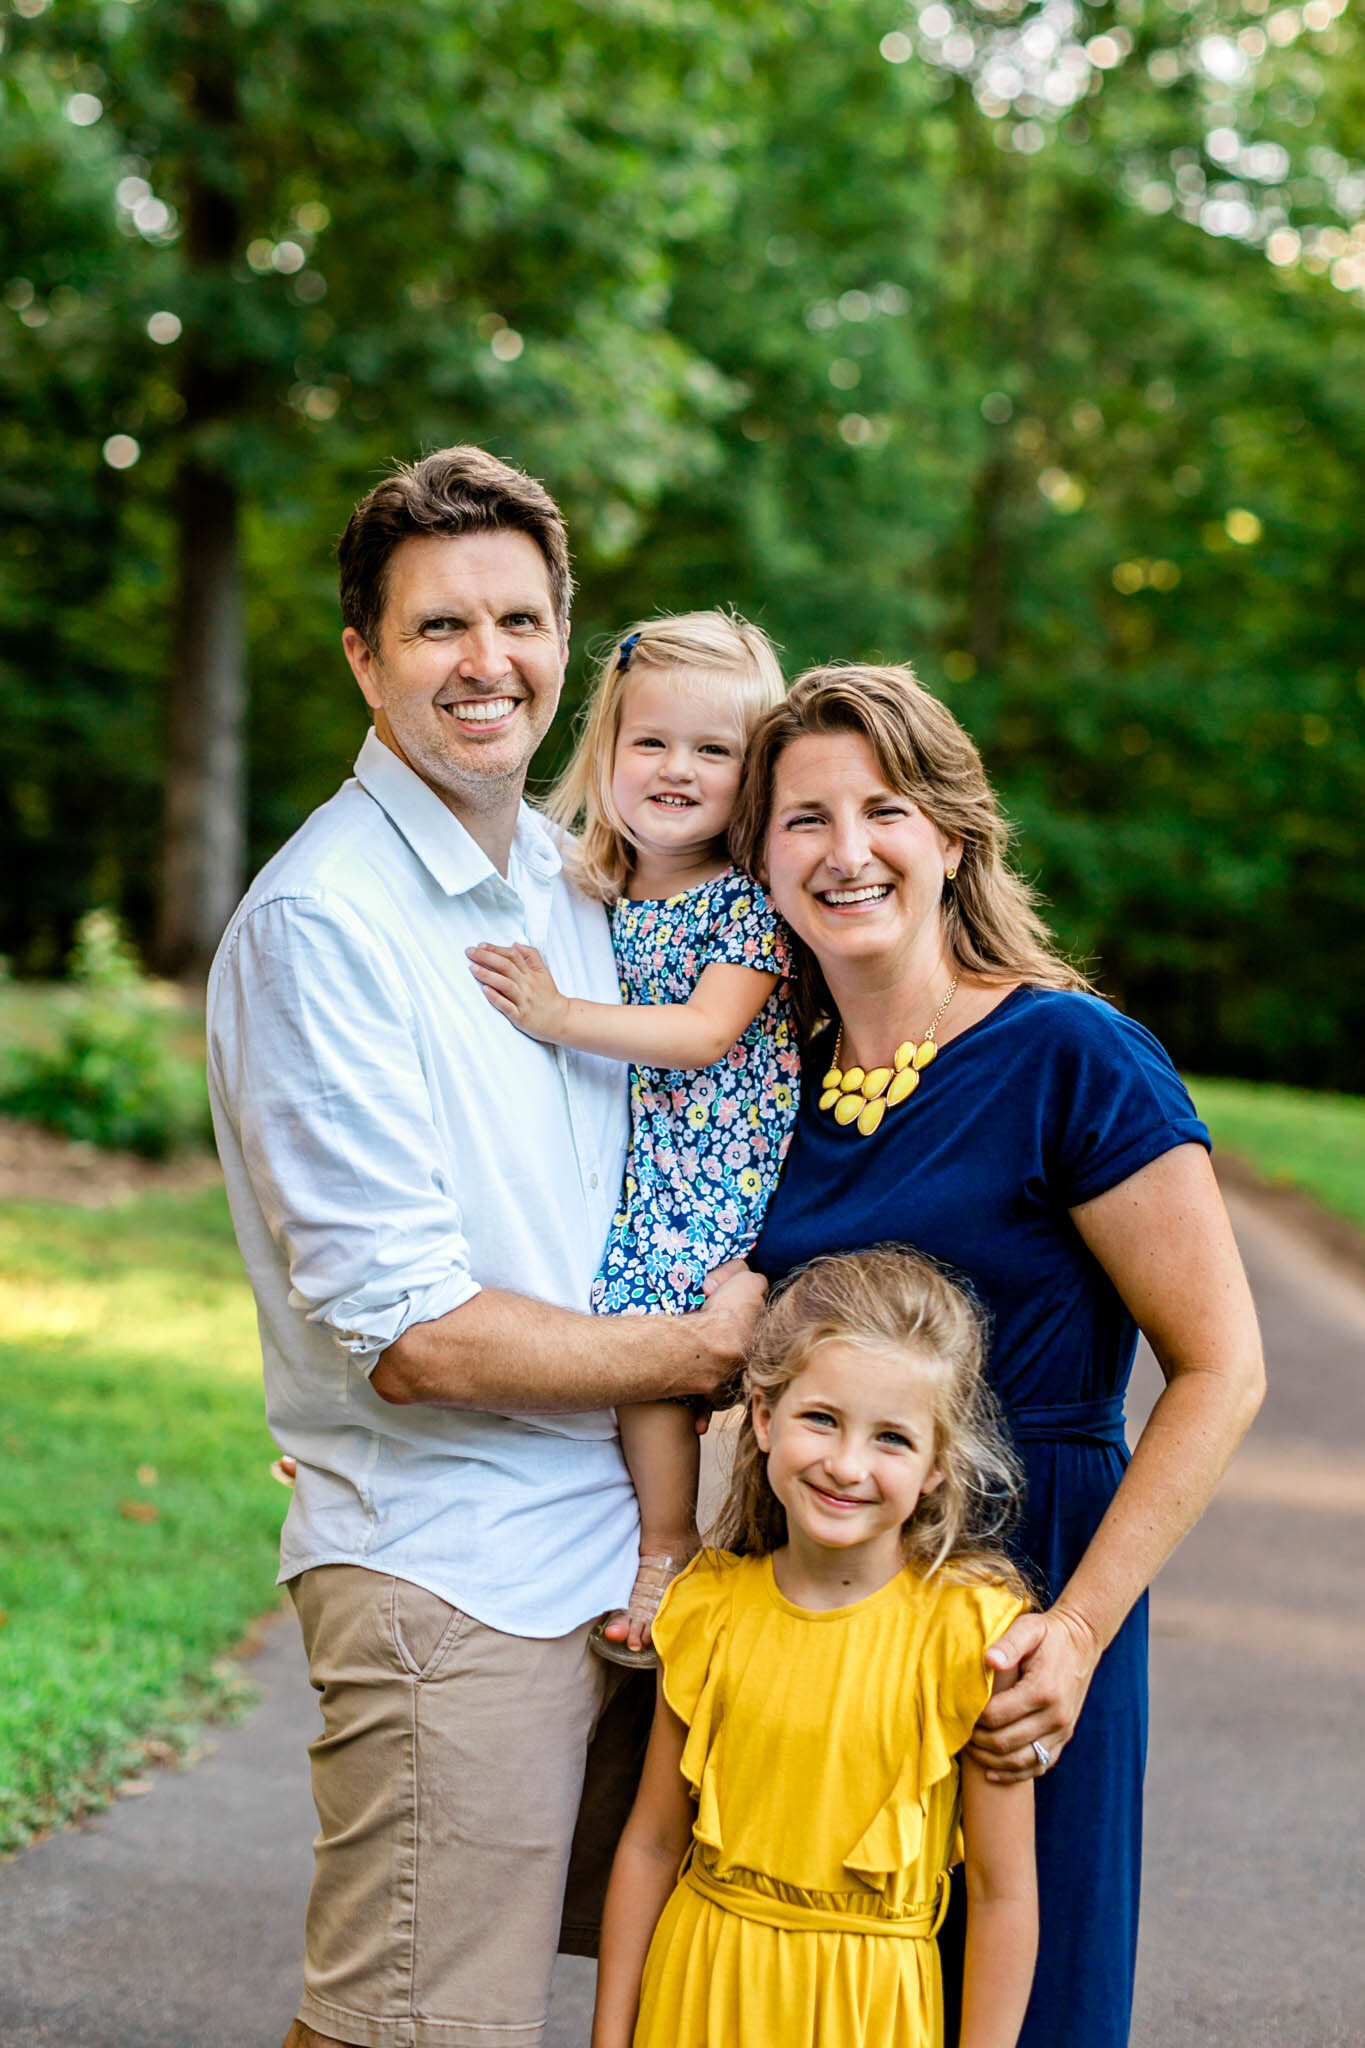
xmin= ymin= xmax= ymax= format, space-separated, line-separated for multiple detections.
xmin=1 ymin=0 xmax=1362 ymax=1081
xmin=1 ymin=0 xmax=776 ymax=967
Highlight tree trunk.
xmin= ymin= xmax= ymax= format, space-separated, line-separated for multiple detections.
xmin=153 ymin=1 xmax=245 ymax=979
xmin=155 ymin=459 xmax=244 ymax=976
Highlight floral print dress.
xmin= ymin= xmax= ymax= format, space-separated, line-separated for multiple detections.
xmin=591 ymin=868 xmax=801 ymax=1316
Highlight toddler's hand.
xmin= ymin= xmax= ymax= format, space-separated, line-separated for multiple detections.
xmin=466 ymin=943 xmax=570 ymax=1042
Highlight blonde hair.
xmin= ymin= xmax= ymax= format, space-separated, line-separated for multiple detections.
xmin=546 ymin=610 xmax=786 ymax=901
xmin=713 ymin=1246 xmax=1031 ymax=1598
xmin=728 ymin=664 xmax=1091 ymax=1032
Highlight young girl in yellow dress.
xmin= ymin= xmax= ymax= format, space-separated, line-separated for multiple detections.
xmin=590 ymin=1247 xmax=1039 ymax=2048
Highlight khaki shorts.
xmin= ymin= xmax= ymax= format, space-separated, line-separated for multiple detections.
xmin=289 ymin=1565 xmax=652 ymax=2048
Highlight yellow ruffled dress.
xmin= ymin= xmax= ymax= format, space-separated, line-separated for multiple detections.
xmin=635 ymin=1550 xmax=1024 ymax=2048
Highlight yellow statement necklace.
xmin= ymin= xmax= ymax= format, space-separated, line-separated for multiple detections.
xmin=818 ymin=977 xmax=959 ymax=1138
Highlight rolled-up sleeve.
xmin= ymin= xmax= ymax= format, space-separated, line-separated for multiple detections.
xmin=211 ymin=893 xmax=480 ymax=1373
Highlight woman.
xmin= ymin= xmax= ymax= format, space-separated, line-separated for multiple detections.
xmin=729 ymin=666 xmax=1264 ymax=2048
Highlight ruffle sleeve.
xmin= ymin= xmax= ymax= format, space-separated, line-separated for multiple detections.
xmin=843 ymin=1579 xmax=1025 ymax=1890
xmin=700 ymin=870 xmax=793 ymax=978
xmin=652 ymin=1549 xmax=743 ymax=1852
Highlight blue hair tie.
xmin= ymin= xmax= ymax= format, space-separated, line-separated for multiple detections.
xmin=616 ymin=632 xmax=640 ymax=673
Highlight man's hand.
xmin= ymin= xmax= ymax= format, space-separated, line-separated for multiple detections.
xmin=692 ymin=1262 xmax=767 ymax=1402
xmin=965 ymin=1605 xmax=1103 ymax=1782
xmin=466 ymin=942 xmax=570 ymax=1042
xmin=700 ymin=1256 xmax=754 ymax=1299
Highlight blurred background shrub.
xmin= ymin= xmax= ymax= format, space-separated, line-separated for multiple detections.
xmin=0 ymin=911 xmax=209 ymax=1157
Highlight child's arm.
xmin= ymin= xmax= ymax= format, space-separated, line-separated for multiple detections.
xmin=591 ymin=1682 xmax=695 ymax=2048
xmin=957 ymin=1757 xmax=1038 ymax=2048
xmin=467 ymin=941 xmax=777 ymax=1069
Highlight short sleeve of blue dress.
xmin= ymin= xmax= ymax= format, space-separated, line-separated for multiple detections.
xmin=591 ymin=869 xmax=800 ymax=1317
xmin=750 ymin=986 xmax=1209 ymax=2048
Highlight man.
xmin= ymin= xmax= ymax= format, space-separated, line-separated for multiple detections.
xmin=207 ymin=446 xmax=765 ymax=2048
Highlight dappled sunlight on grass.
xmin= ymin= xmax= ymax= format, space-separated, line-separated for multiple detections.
xmin=0 ymin=1185 xmax=283 ymax=1851
xmin=0 ymin=1187 xmax=258 ymax=1374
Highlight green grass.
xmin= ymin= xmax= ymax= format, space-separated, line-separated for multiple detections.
xmin=1188 ymin=1075 xmax=1365 ymax=1234
xmin=0 ymin=1186 xmax=285 ymax=1853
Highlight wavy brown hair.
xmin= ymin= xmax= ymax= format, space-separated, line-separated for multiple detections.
xmin=546 ymin=610 xmax=786 ymax=902
xmin=338 ymin=444 xmax=572 ymax=651
xmin=728 ymin=664 xmax=1090 ymax=1032
xmin=712 ymin=1246 xmax=1031 ymax=1598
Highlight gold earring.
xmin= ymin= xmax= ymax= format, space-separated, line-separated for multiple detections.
xmin=944 ymin=866 xmax=957 ymax=881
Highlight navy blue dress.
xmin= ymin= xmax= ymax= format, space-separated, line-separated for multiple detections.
xmin=750 ymin=986 xmax=1210 ymax=2048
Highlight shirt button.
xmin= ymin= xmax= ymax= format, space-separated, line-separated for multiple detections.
xmin=589 ymin=1172 xmax=599 ymax=1189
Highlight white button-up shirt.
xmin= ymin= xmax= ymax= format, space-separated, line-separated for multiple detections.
xmin=207 ymin=731 xmax=635 ymax=1637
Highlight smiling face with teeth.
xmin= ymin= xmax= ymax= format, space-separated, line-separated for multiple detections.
xmin=764 ymin=729 xmax=962 ymax=993
xmin=609 ymin=669 xmax=747 ymax=891
xmin=342 ymin=530 xmax=568 ymax=864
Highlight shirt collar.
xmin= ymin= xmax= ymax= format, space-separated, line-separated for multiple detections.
xmin=353 ymin=727 xmax=562 ymax=899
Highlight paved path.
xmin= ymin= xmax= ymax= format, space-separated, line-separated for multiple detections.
xmin=1130 ymin=1185 xmax=1365 ymax=2048
xmin=2 ymin=1179 xmax=1361 ymax=2047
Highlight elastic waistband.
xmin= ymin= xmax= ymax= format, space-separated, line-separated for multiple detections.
xmin=683 ymin=1862 xmax=950 ymax=1939
xmin=1009 ymin=1395 xmax=1127 ymax=1447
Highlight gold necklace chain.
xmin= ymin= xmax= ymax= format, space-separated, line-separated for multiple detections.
xmin=818 ymin=977 xmax=959 ymax=1138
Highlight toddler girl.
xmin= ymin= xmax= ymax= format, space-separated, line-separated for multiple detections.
xmin=467 ymin=612 xmax=798 ymax=1660
xmin=590 ymin=1247 xmax=1038 ymax=2048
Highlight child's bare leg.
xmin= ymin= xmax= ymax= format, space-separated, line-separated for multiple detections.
xmin=603 ymin=1399 xmax=700 ymax=1652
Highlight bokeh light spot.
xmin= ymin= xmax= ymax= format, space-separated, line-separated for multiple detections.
xmin=1039 ymin=468 xmax=1086 ymax=512
xmin=1225 ymin=508 xmax=1263 ymax=544
xmin=102 ymin=434 xmax=140 ymax=470
xmin=134 ymin=198 xmax=172 ymax=236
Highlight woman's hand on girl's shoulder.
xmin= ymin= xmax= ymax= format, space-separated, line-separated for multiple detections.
xmin=966 ymin=1605 xmax=1103 ymax=1782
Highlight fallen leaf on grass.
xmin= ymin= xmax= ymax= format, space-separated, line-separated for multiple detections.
xmin=136 ymin=1463 xmax=158 ymax=1487
xmin=117 ymin=1500 xmax=159 ymax=1523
